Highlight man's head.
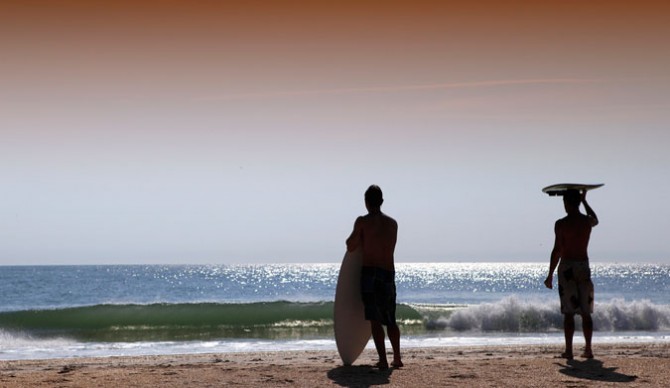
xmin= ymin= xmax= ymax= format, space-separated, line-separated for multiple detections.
xmin=563 ymin=189 xmax=581 ymax=209
xmin=365 ymin=185 xmax=384 ymax=209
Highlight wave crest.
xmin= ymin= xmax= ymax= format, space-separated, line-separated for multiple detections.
xmin=417 ymin=297 xmax=670 ymax=332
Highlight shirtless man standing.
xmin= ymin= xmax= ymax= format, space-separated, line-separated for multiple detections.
xmin=544 ymin=189 xmax=599 ymax=359
xmin=346 ymin=185 xmax=402 ymax=370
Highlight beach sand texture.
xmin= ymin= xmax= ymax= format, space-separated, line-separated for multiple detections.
xmin=1 ymin=343 xmax=669 ymax=387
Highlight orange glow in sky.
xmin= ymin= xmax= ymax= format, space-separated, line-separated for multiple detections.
xmin=1 ymin=1 xmax=669 ymax=264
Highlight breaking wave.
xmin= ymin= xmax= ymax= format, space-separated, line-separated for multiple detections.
xmin=415 ymin=297 xmax=670 ymax=332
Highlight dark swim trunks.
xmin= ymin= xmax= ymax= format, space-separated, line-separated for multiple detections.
xmin=360 ymin=266 xmax=397 ymax=326
xmin=558 ymin=260 xmax=594 ymax=315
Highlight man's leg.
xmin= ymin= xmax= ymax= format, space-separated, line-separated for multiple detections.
xmin=581 ymin=313 xmax=593 ymax=358
xmin=563 ymin=314 xmax=575 ymax=359
xmin=387 ymin=324 xmax=403 ymax=367
xmin=370 ymin=321 xmax=388 ymax=369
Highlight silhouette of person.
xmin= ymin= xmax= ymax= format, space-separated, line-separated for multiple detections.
xmin=544 ymin=189 xmax=599 ymax=359
xmin=346 ymin=185 xmax=402 ymax=370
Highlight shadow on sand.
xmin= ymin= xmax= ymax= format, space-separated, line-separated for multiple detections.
xmin=327 ymin=365 xmax=393 ymax=387
xmin=558 ymin=359 xmax=637 ymax=383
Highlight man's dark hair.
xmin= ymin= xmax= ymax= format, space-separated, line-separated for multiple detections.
xmin=563 ymin=189 xmax=581 ymax=207
xmin=365 ymin=185 xmax=384 ymax=208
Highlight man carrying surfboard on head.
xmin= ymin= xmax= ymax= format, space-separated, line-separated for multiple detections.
xmin=544 ymin=189 xmax=599 ymax=360
xmin=346 ymin=185 xmax=403 ymax=370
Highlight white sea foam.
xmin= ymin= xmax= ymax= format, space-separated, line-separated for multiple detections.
xmin=594 ymin=299 xmax=670 ymax=331
xmin=3 ymin=330 xmax=670 ymax=361
xmin=421 ymin=296 xmax=670 ymax=332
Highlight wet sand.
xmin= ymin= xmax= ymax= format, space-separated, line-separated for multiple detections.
xmin=1 ymin=343 xmax=669 ymax=387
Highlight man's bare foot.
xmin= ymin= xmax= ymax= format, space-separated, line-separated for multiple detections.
xmin=560 ymin=352 xmax=574 ymax=360
xmin=391 ymin=359 xmax=403 ymax=368
xmin=581 ymin=350 xmax=594 ymax=359
xmin=375 ymin=361 xmax=389 ymax=370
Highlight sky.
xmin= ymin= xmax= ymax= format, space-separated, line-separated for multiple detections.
xmin=1 ymin=1 xmax=669 ymax=265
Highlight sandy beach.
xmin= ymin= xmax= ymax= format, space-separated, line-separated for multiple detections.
xmin=1 ymin=343 xmax=669 ymax=387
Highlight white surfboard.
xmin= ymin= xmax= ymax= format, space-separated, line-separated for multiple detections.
xmin=542 ymin=183 xmax=604 ymax=196
xmin=334 ymin=249 xmax=371 ymax=366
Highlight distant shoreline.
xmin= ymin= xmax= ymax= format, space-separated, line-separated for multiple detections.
xmin=1 ymin=260 xmax=669 ymax=266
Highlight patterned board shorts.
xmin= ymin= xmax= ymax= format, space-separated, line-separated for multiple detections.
xmin=558 ymin=260 xmax=594 ymax=315
xmin=360 ymin=266 xmax=397 ymax=327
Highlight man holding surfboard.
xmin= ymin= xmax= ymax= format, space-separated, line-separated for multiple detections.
xmin=544 ymin=188 xmax=599 ymax=360
xmin=346 ymin=185 xmax=403 ymax=370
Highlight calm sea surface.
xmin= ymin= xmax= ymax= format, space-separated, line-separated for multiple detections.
xmin=2 ymin=262 xmax=669 ymax=360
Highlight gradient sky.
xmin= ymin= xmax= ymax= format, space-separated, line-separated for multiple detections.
xmin=1 ymin=1 xmax=669 ymax=265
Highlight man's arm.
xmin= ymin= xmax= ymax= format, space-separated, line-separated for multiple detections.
xmin=346 ymin=217 xmax=363 ymax=252
xmin=388 ymin=219 xmax=399 ymax=264
xmin=544 ymin=221 xmax=561 ymax=289
xmin=582 ymin=192 xmax=599 ymax=226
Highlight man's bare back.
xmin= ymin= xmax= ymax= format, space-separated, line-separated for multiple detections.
xmin=545 ymin=191 xmax=598 ymax=288
xmin=554 ymin=213 xmax=595 ymax=262
xmin=347 ymin=212 xmax=398 ymax=271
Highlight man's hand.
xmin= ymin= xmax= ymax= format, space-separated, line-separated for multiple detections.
xmin=544 ymin=275 xmax=553 ymax=289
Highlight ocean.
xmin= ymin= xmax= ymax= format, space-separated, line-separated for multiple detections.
xmin=2 ymin=262 xmax=670 ymax=360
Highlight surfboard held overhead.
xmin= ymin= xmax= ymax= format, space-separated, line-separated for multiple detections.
xmin=542 ymin=183 xmax=604 ymax=196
